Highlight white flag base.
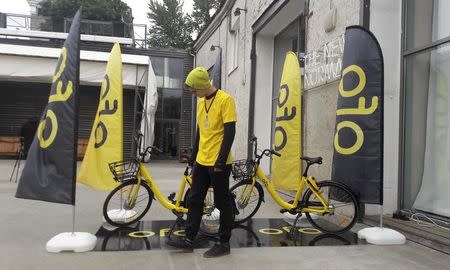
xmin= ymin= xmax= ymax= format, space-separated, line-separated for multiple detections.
xmin=106 ymin=209 xmax=138 ymax=224
xmin=358 ymin=227 xmax=406 ymax=245
xmin=46 ymin=232 xmax=97 ymax=253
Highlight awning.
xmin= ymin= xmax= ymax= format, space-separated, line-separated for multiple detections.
xmin=0 ymin=44 xmax=148 ymax=88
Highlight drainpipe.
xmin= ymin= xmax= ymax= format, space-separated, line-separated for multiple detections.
xmin=247 ymin=35 xmax=256 ymax=159
xmin=188 ymin=49 xmax=197 ymax=147
xmin=243 ymin=0 xmax=248 ymax=84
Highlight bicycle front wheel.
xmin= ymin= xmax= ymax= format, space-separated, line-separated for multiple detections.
xmin=303 ymin=181 xmax=358 ymax=234
xmin=230 ymin=180 xmax=264 ymax=224
xmin=103 ymin=179 xmax=153 ymax=227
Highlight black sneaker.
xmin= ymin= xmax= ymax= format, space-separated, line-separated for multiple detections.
xmin=203 ymin=242 xmax=230 ymax=258
xmin=165 ymin=237 xmax=194 ymax=251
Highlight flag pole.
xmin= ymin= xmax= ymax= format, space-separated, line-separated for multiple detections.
xmin=45 ymin=7 xmax=97 ymax=252
xmin=380 ymin=205 xmax=383 ymax=229
xmin=72 ymin=205 xmax=76 ymax=235
xmin=330 ymin=25 xmax=405 ymax=245
xmin=358 ymin=203 xmax=405 ymax=245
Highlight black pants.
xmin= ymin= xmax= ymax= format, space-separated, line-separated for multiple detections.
xmin=185 ymin=163 xmax=233 ymax=242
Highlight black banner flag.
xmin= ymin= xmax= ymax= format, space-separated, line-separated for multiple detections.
xmin=15 ymin=8 xmax=82 ymax=205
xmin=332 ymin=26 xmax=384 ymax=204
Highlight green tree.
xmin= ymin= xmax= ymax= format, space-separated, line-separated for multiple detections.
xmin=39 ymin=0 xmax=132 ymax=21
xmin=191 ymin=0 xmax=224 ymax=35
xmin=38 ymin=0 xmax=132 ymax=32
xmin=147 ymin=0 xmax=193 ymax=49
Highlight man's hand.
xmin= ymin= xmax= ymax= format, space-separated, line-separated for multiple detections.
xmin=214 ymin=162 xmax=226 ymax=172
xmin=188 ymin=156 xmax=195 ymax=168
xmin=188 ymin=161 xmax=196 ymax=171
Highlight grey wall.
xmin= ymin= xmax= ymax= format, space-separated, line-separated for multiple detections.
xmin=194 ymin=0 xmax=251 ymax=160
xmin=369 ymin=0 xmax=402 ymax=214
xmin=303 ymin=81 xmax=339 ymax=181
xmin=303 ymin=0 xmax=359 ymax=181
xmin=194 ymin=0 xmax=403 ymax=214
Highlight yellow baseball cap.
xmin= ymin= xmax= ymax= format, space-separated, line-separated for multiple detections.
xmin=185 ymin=67 xmax=212 ymax=89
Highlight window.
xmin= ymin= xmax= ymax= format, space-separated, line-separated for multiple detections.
xmin=228 ymin=17 xmax=240 ymax=73
xmin=151 ymin=57 xmax=164 ymax=88
xmin=150 ymin=57 xmax=183 ymax=89
xmin=403 ymin=0 xmax=450 ymax=218
xmin=149 ymin=56 xmax=184 ymax=159
xmin=166 ymin=58 xmax=183 ymax=89
xmin=162 ymin=89 xmax=182 ymax=119
xmin=406 ymin=0 xmax=450 ymax=50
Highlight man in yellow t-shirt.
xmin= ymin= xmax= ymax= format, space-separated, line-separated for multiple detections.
xmin=166 ymin=67 xmax=236 ymax=258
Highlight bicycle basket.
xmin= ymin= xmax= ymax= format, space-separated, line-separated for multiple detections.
xmin=231 ymin=159 xmax=255 ymax=181
xmin=108 ymin=159 xmax=140 ymax=182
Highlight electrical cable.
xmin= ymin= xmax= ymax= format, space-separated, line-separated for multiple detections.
xmin=400 ymin=209 xmax=450 ymax=231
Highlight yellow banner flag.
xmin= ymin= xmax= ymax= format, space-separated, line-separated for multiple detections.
xmin=271 ymin=51 xmax=302 ymax=191
xmin=77 ymin=43 xmax=123 ymax=190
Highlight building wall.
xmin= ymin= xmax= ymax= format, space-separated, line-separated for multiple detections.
xmin=195 ymin=0 xmax=358 ymax=170
xmin=305 ymin=0 xmax=402 ymax=214
xmin=302 ymin=81 xmax=339 ymax=180
xmin=195 ymin=0 xmax=402 ymax=214
xmin=303 ymin=0 xmax=360 ymax=182
xmin=195 ymin=0 xmax=257 ymax=160
xmin=306 ymin=0 xmax=360 ymax=51
xmin=369 ymin=0 xmax=402 ymax=214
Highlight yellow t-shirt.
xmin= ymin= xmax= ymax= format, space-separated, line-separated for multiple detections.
xmin=196 ymin=89 xmax=237 ymax=166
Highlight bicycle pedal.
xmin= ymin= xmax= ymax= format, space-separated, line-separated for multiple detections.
xmin=168 ymin=192 xmax=176 ymax=202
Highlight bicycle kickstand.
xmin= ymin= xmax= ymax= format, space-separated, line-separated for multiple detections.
xmin=289 ymin=213 xmax=302 ymax=239
xmin=167 ymin=221 xmax=177 ymax=240
xmin=167 ymin=210 xmax=185 ymax=240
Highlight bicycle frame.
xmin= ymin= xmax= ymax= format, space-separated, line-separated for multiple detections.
xmin=241 ymin=164 xmax=330 ymax=214
xmin=129 ymin=163 xmax=190 ymax=214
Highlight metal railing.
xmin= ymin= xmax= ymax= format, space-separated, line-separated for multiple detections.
xmin=1 ymin=13 xmax=33 ymax=30
xmin=132 ymin=23 xmax=148 ymax=49
xmin=0 ymin=12 xmax=148 ymax=48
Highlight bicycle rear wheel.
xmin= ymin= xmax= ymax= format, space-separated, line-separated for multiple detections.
xmin=230 ymin=180 xmax=264 ymax=224
xmin=303 ymin=181 xmax=358 ymax=234
xmin=103 ymin=179 xmax=153 ymax=227
xmin=183 ymin=187 xmax=235 ymax=236
xmin=182 ymin=188 xmax=216 ymax=215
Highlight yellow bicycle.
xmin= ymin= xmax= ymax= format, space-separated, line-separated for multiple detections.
xmin=102 ymin=136 xmax=217 ymax=235
xmin=230 ymin=137 xmax=358 ymax=234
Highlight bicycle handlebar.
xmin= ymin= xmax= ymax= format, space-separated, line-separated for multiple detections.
xmin=271 ymin=149 xmax=281 ymax=157
xmin=135 ymin=130 xmax=162 ymax=161
xmin=249 ymin=136 xmax=281 ymax=162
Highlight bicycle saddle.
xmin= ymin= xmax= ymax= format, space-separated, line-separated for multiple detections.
xmin=300 ymin=156 xmax=323 ymax=165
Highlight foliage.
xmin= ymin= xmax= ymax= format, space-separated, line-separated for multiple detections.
xmin=38 ymin=0 xmax=132 ymax=35
xmin=147 ymin=0 xmax=194 ymax=49
xmin=38 ymin=0 xmax=132 ymax=22
xmin=191 ymin=0 xmax=224 ymax=35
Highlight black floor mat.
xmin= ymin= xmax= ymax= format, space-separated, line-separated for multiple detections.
xmin=95 ymin=218 xmax=364 ymax=251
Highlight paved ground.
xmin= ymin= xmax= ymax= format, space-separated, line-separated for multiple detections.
xmin=1 ymin=159 xmax=449 ymax=270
